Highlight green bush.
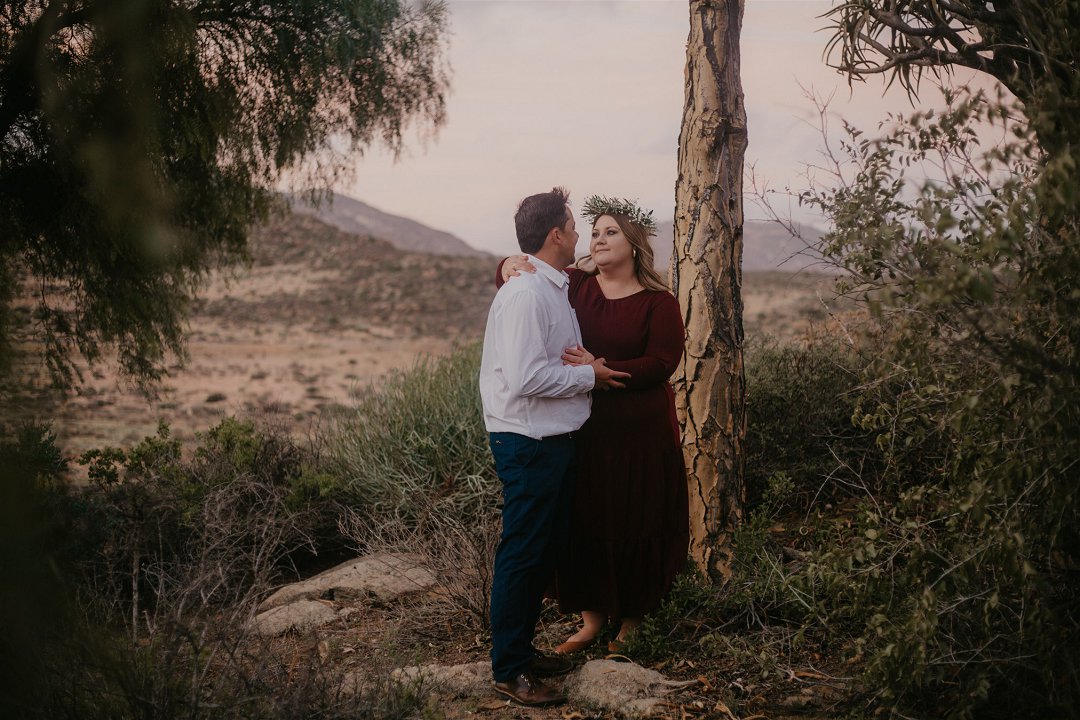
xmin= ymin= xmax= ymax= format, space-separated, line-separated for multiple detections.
xmin=786 ymin=89 xmax=1080 ymax=718
xmin=1 ymin=417 xmax=449 ymax=720
xmin=11 ymin=620 xmax=443 ymax=720
xmin=2 ymin=350 xmax=500 ymax=719
xmin=624 ymin=568 xmax=718 ymax=665
xmin=744 ymin=337 xmax=872 ymax=513
xmin=0 ymin=424 xmax=79 ymax=718
xmin=71 ymin=418 xmax=333 ymax=623
xmin=326 ymin=342 xmax=497 ymax=524
xmin=0 ymin=423 xmax=68 ymax=482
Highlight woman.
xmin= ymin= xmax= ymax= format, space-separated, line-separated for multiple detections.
xmin=497 ymin=195 xmax=688 ymax=653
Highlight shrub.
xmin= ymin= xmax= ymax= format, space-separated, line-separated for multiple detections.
xmin=744 ymin=337 xmax=872 ymax=514
xmin=624 ymin=568 xmax=718 ymax=665
xmin=326 ymin=342 xmax=497 ymax=525
xmin=786 ymin=89 xmax=1080 ymax=718
xmin=15 ymin=612 xmax=443 ymax=720
xmin=73 ymin=418 xmax=330 ymax=634
xmin=1 ymin=418 xmax=443 ymax=720
xmin=0 ymin=424 xmax=79 ymax=718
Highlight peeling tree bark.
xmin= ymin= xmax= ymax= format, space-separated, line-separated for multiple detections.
xmin=672 ymin=0 xmax=747 ymax=580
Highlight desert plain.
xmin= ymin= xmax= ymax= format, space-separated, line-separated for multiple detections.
xmin=6 ymin=210 xmax=847 ymax=464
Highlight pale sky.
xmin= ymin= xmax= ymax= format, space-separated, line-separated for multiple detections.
xmin=334 ymin=0 xmax=993 ymax=255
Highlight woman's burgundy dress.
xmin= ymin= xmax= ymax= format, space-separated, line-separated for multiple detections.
xmin=555 ymin=268 xmax=689 ymax=618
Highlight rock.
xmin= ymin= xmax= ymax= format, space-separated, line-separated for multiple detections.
xmin=565 ymin=660 xmax=696 ymax=719
xmin=337 ymin=606 xmax=362 ymax=621
xmin=250 ymin=599 xmax=338 ymax=637
xmin=391 ymin=661 xmax=492 ymax=698
xmin=381 ymin=658 xmax=694 ymax=719
xmin=260 ymin=552 xmax=437 ymax=611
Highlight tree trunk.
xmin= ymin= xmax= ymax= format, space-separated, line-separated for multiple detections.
xmin=672 ymin=0 xmax=747 ymax=580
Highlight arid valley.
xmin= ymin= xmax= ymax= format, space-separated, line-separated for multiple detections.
xmin=8 ymin=199 xmax=848 ymax=464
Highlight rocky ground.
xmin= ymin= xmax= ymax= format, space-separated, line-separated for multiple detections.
xmin=248 ymin=550 xmax=849 ymax=720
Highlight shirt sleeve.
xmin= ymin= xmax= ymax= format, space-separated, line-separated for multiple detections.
xmin=604 ymin=293 xmax=684 ymax=390
xmin=495 ymin=260 xmax=582 ymax=293
xmin=496 ymin=290 xmax=595 ymax=398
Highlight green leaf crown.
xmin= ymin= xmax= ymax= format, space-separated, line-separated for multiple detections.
xmin=581 ymin=195 xmax=657 ymax=236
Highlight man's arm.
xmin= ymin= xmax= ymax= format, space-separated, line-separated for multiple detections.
xmin=497 ymin=290 xmax=595 ymax=398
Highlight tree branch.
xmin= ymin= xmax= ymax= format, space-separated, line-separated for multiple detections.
xmin=0 ymin=0 xmax=95 ymax=143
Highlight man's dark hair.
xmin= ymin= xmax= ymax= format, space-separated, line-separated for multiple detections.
xmin=515 ymin=187 xmax=571 ymax=254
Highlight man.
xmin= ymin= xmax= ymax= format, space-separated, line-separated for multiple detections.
xmin=479 ymin=187 xmax=630 ymax=706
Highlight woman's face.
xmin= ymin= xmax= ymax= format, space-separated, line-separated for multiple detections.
xmin=590 ymin=215 xmax=634 ymax=268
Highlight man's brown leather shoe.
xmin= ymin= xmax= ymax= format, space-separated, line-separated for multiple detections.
xmin=493 ymin=672 xmax=567 ymax=706
xmin=531 ymin=652 xmax=573 ymax=677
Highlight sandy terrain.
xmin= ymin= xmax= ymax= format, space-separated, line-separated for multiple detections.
xmin=50 ymin=326 xmax=456 ymax=458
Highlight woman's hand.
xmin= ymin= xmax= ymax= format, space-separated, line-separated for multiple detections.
xmin=502 ymin=254 xmax=537 ymax=281
xmin=562 ymin=344 xmax=595 ymax=366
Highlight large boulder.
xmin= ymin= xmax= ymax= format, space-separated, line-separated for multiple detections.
xmin=260 ymin=552 xmax=437 ymax=611
xmin=565 ymin=659 xmax=696 ymax=718
xmin=391 ymin=661 xmax=492 ymax=698
xmin=250 ymin=599 xmax=339 ymax=637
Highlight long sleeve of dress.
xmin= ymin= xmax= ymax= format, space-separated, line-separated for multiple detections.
xmin=602 ymin=293 xmax=684 ymax=390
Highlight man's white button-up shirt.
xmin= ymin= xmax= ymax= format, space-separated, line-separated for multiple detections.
xmin=479 ymin=255 xmax=595 ymax=439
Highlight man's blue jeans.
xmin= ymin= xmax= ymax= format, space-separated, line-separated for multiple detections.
xmin=488 ymin=431 xmax=576 ymax=683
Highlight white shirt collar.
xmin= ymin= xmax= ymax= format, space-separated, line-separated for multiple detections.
xmin=524 ymin=255 xmax=569 ymax=288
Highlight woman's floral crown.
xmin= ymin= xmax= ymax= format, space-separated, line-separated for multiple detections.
xmin=581 ymin=195 xmax=657 ymax=236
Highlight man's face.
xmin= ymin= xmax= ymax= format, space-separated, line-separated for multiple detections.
xmin=556 ymin=208 xmax=579 ymax=265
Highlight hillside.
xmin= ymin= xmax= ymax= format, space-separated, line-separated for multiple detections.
xmin=198 ymin=212 xmax=495 ymax=338
xmin=34 ymin=211 xmax=498 ymax=459
xmin=651 ymin=219 xmax=830 ymax=273
xmin=288 ymin=192 xmax=490 ymax=258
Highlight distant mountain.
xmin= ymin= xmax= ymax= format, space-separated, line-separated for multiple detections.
xmin=650 ymin=219 xmax=831 ymax=273
xmin=199 ymin=211 xmax=496 ymax=339
xmin=288 ymin=192 xmax=489 ymax=258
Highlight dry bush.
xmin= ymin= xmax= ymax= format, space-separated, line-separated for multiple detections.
xmin=8 ymin=418 xmax=439 ymax=720
xmin=341 ymin=503 xmax=501 ymax=639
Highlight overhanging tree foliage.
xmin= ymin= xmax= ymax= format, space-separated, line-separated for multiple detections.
xmin=782 ymin=2 xmax=1080 ymax=715
xmin=825 ymin=0 xmax=1080 ymax=154
xmin=0 ymin=0 xmax=449 ymax=390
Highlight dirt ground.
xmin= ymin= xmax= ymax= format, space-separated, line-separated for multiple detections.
xmin=42 ymin=321 xmax=453 ymax=458
xmin=283 ymin=596 xmax=850 ymax=720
